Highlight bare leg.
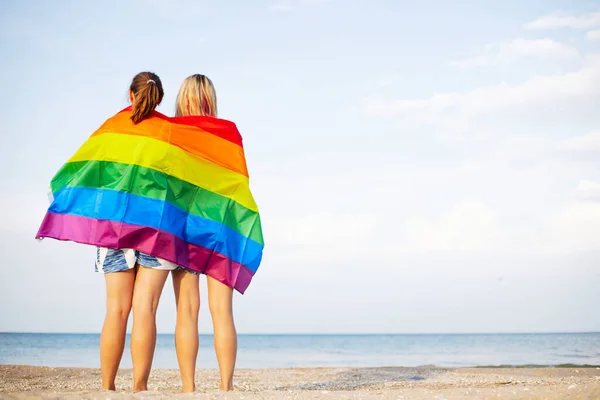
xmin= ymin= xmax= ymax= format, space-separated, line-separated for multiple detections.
xmin=130 ymin=266 xmax=169 ymax=392
xmin=172 ymin=270 xmax=200 ymax=393
xmin=207 ymin=276 xmax=237 ymax=391
xmin=100 ymin=269 xmax=135 ymax=390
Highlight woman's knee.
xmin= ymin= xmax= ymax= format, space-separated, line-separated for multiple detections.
xmin=106 ymin=300 xmax=132 ymax=320
xmin=207 ymin=278 xmax=233 ymax=318
xmin=174 ymin=271 xmax=200 ymax=317
xmin=132 ymin=294 xmax=160 ymax=317
xmin=104 ymin=269 xmax=135 ymax=320
xmin=132 ymin=267 xmax=170 ymax=317
xmin=208 ymin=297 xmax=233 ymax=319
xmin=176 ymin=291 xmax=199 ymax=323
xmin=182 ymin=295 xmax=200 ymax=316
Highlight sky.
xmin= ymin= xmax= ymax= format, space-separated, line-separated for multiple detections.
xmin=1 ymin=0 xmax=599 ymax=334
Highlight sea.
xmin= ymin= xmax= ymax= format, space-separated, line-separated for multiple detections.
xmin=0 ymin=333 xmax=598 ymax=369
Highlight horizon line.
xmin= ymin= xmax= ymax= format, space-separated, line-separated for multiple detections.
xmin=1 ymin=331 xmax=599 ymax=335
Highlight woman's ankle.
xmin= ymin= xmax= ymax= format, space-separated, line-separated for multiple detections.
xmin=133 ymin=382 xmax=148 ymax=392
xmin=181 ymin=383 xmax=195 ymax=393
xmin=219 ymin=379 xmax=234 ymax=391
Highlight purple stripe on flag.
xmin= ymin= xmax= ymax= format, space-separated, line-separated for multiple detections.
xmin=36 ymin=212 xmax=254 ymax=293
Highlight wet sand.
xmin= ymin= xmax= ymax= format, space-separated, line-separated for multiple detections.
xmin=1 ymin=365 xmax=599 ymax=399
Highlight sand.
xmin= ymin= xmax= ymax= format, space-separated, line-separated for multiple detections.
xmin=1 ymin=365 xmax=599 ymax=399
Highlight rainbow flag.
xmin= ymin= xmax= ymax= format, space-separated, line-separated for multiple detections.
xmin=36 ymin=108 xmax=263 ymax=293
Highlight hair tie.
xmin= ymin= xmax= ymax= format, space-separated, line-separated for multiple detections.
xmin=147 ymin=79 xmax=156 ymax=84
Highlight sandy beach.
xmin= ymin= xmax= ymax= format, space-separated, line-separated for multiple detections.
xmin=1 ymin=365 xmax=599 ymax=399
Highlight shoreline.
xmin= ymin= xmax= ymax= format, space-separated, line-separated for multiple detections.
xmin=2 ymin=362 xmax=600 ymax=369
xmin=1 ymin=365 xmax=599 ymax=399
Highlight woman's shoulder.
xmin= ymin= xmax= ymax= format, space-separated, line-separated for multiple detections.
xmin=170 ymin=115 xmax=243 ymax=146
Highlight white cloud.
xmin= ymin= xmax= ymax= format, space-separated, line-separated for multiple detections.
xmin=451 ymin=55 xmax=489 ymax=68
xmin=398 ymin=201 xmax=501 ymax=252
xmin=268 ymin=1 xmax=292 ymax=11
xmin=540 ymin=200 xmax=600 ymax=252
xmin=261 ymin=212 xmax=379 ymax=268
xmin=272 ymin=213 xmax=377 ymax=246
xmin=574 ymin=179 xmax=600 ymax=201
xmin=587 ymin=30 xmax=600 ymax=40
xmin=366 ymin=53 xmax=600 ymax=131
xmin=577 ymin=179 xmax=600 ymax=191
xmin=384 ymin=193 xmax=600 ymax=255
xmin=1 ymin=193 xmax=49 ymax=235
xmin=268 ymin=0 xmax=329 ymax=11
xmin=557 ymin=131 xmax=600 ymax=153
xmin=137 ymin=0 xmax=207 ymax=19
xmin=375 ymin=74 xmax=402 ymax=87
xmin=525 ymin=11 xmax=600 ymax=30
xmin=451 ymin=38 xmax=579 ymax=68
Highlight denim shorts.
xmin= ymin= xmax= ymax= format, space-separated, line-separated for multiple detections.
xmin=95 ymin=247 xmax=198 ymax=275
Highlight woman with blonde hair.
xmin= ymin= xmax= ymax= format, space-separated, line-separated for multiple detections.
xmin=172 ymin=74 xmax=237 ymax=392
xmin=38 ymin=71 xmax=262 ymax=393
